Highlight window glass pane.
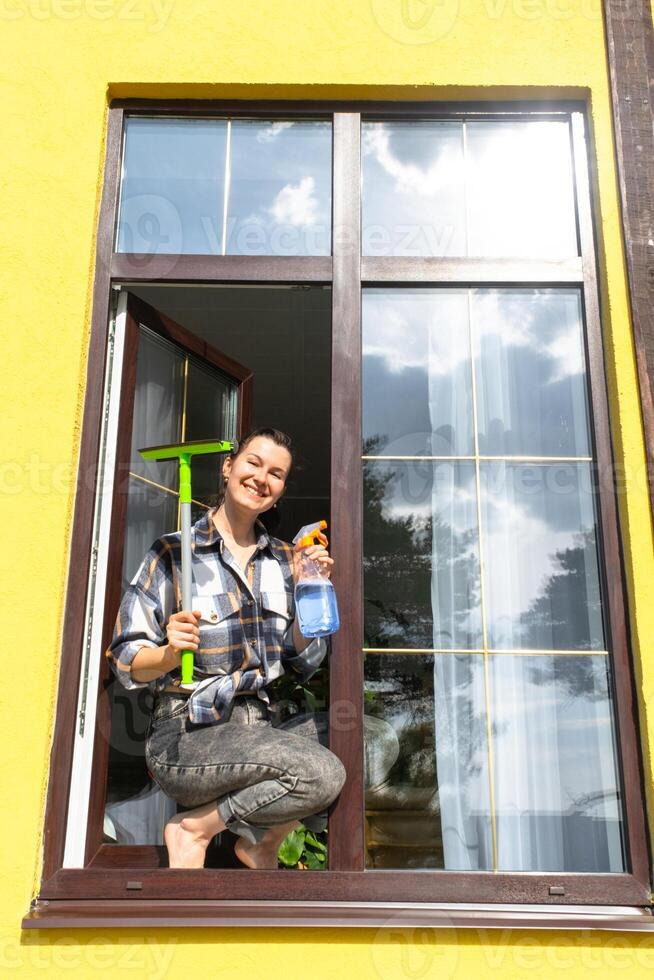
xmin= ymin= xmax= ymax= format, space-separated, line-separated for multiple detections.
xmin=363 ymin=289 xmax=473 ymax=457
xmin=361 ymin=284 xmax=626 ymax=874
xmin=105 ymin=681 xmax=179 ymax=846
xmin=226 ymin=120 xmax=331 ymax=255
xmin=362 ymin=119 xmax=578 ymax=258
xmin=363 ymin=460 xmax=482 ymax=650
xmin=480 ymin=461 xmax=605 ymax=650
xmin=107 ymin=478 xmax=179 ymax=845
xmin=185 ymin=359 xmax=238 ymax=504
xmin=365 ymin=653 xmax=492 ymax=870
xmin=116 ymin=118 xmax=227 ymax=254
xmin=130 ymin=327 xmax=185 ymax=490
xmin=466 ymin=120 xmax=578 ymax=258
xmin=362 ymin=121 xmax=466 ymax=256
xmin=490 ymin=654 xmax=625 ymax=871
xmin=473 ymin=290 xmax=591 ymax=457
xmin=363 ymin=651 xmax=625 ymax=873
xmin=120 ymin=477 xmax=179 ymax=605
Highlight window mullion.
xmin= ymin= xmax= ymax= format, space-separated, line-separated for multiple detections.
xmin=329 ymin=111 xmax=364 ymax=871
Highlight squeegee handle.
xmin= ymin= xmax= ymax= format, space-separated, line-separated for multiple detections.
xmin=181 ymin=650 xmax=195 ymax=686
xmin=179 ymin=453 xmax=195 ymax=685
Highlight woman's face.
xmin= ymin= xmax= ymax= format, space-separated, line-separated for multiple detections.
xmin=221 ymin=436 xmax=292 ymax=518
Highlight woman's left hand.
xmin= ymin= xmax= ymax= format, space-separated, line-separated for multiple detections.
xmin=292 ymin=541 xmax=334 ymax=583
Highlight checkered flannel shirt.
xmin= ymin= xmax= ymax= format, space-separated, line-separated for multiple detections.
xmin=106 ymin=509 xmax=327 ymax=725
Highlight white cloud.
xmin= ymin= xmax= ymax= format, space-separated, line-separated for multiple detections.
xmin=543 ymin=328 xmax=585 ymax=383
xmin=363 ymin=293 xmax=470 ymax=376
xmin=256 ymin=121 xmax=294 ymax=144
xmin=473 ymin=291 xmax=585 ymax=383
xmin=268 ymin=175 xmax=319 ymax=227
xmin=363 ymin=124 xmax=461 ymax=199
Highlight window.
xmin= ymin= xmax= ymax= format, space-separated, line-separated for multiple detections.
xmin=116 ymin=116 xmax=332 ymax=256
xmin=362 ymin=288 xmax=623 ymax=872
xmin=33 ymin=101 xmax=650 ymax=927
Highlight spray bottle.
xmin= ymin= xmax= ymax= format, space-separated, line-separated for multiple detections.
xmin=292 ymin=520 xmax=340 ymax=638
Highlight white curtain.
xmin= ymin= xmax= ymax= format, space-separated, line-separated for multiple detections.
xmin=429 ymin=292 xmax=624 ymax=872
xmin=105 ymin=783 xmax=177 ymax=845
xmin=122 ymin=327 xmax=184 ymax=587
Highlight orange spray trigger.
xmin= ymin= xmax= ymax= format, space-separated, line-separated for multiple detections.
xmin=293 ymin=519 xmax=329 ymax=550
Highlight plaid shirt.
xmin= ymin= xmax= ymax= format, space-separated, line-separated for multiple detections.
xmin=106 ymin=509 xmax=327 ymax=725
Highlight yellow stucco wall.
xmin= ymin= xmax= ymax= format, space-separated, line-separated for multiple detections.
xmin=1 ymin=0 xmax=653 ymax=975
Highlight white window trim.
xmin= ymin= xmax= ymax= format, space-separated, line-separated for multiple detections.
xmin=63 ymin=289 xmax=128 ymax=867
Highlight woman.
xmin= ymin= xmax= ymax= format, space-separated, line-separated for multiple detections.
xmin=107 ymin=427 xmax=347 ymax=869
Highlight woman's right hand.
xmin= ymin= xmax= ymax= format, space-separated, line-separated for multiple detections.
xmin=165 ymin=609 xmax=201 ymax=659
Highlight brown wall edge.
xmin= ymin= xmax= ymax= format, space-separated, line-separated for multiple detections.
xmin=602 ymin=0 xmax=654 ymax=521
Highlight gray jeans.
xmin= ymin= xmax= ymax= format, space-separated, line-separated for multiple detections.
xmin=145 ymin=693 xmax=347 ymax=844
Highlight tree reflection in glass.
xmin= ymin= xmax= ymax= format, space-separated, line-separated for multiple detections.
xmin=363 ymin=440 xmax=482 ymax=650
xmin=364 ymin=652 xmax=491 ymax=870
xmin=481 ymin=462 xmax=605 ymax=650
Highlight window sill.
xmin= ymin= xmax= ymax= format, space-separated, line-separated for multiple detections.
xmin=23 ymin=900 xmax=654 ymax=931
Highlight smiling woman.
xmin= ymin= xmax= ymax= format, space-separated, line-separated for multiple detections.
xmin=107 ymin=427 xmax=346 ymax=869
xmin=218 ymin=434 xmax=291 ymax=520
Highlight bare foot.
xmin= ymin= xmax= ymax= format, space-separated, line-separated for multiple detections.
xmin=234 ymin=820 xmax=301 ymax=870
xmin=164 ymin=800 xmax=226 ymax=868
xmin=234 ymin=836 xmax=280 ymax=869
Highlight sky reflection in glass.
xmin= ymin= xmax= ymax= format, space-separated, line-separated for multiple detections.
xmin=226 ymin=120 xmax=331 ymax=255
xmin=466 ymin=121 xmax=578 ymax=258
xmin=363 ymin=289 xmax=473 ymax=457
xmin=117 ymin=117 xmax=227 ymax=254
xmin=116 ymin=117 xmax=331 ymax=255
xmin=480 ymin=461 xmax=604 ymax=650
xmin=362 ymin=119 xmax=578 ymax=258
xmin=472 ymin=290 xmax=591 ymax=457
xmin=362 ymin=121 xmax=466 ymax=257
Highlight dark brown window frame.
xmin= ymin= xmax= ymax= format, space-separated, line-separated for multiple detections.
xmin=25 ymin=98 xmax=653 ymax=930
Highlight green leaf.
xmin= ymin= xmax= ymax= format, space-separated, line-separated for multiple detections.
xmin=304 ymin=831 xmax=327 ymax=854
xmin=304 ymin=850 xmax=326 ymax=870
xmin=302 ymin=687 xmax=318 ymax=713
xmin=277 ymin=829 xmax=305 ymax=867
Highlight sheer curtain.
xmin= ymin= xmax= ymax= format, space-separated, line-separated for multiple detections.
xmin=429 ymin=291 xmax=625 ymax=872
xmin=122 ymin=328 xmax=184 ymax=587
xmin=106 ymin=326 xmax=184 ymax=844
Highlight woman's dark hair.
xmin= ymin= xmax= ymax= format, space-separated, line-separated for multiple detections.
xmin=210 ymin=426 xmax=294 ymax=534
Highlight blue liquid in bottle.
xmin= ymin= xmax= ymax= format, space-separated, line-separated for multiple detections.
xmin=296 ymin=581 xmax=340 ymax=638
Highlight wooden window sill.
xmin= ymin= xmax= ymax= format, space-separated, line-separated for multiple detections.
xmin=23 ymin=899 xmax=654 ymax=931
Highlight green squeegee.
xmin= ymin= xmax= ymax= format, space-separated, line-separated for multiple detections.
xmin=139 ymin=439 xmax=234 ymax=689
